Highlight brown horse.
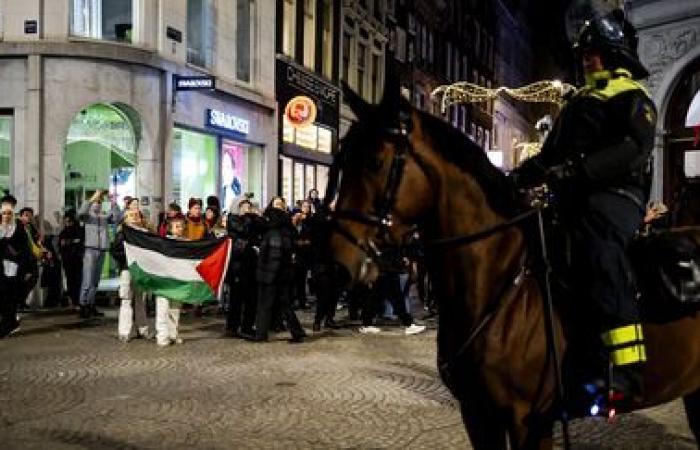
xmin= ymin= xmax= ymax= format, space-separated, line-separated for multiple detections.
xmin=328 ymin=84 xmax=700 ymax=449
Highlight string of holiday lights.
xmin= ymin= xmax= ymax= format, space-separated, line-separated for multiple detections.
xmin=431 ymin=80 xmax=576 ymax=112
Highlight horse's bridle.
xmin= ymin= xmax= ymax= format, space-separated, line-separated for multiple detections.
xmin=327 ymin=112 xmax=428 ymax=273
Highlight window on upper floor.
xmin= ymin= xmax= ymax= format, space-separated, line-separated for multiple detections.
xmin=371 ymin=53 xmax=381 ymax=103
xmin=373 ymin=0 xmax=382 ymax=22
xmin=187 ymin=0 xmax=215 ymax=68
xmin=446 ymin=42 xmax=452 ymax=79
xmin=70 ymin=0 xmax=134 ymax=43
xmin=428 ymin=31 xmax=434 ymax=66
xmin=342 ymin=31 xmax=352 ymax=84
xmin=303 ymin=0 xmax=316 ymax=69
xmin=357 ymin=42 xmax=367 ymax=98
xmin=236 ymin=0 xmax=254 ymax=83
xmin=321 ymin=0 xmax=334 ymax=79
xmin=282 ymin=0 xmax=296 ymax=58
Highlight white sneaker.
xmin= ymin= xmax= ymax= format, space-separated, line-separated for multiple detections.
xmin=358 ymin=326 xmax=382 ymax=334
xmin=404 ymin=324 xmax=427 ymax=335
xmin=156 ymin=339 xmax=172 ymax=347
xmin=173 ymin=338 xmax=184 ymax=345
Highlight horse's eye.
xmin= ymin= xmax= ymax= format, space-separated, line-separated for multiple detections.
xmin=367 ymin=158 xmax=383 ymax=173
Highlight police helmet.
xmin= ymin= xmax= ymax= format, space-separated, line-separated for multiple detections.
xmin=573 ymin=9 xmax=649 ymax=79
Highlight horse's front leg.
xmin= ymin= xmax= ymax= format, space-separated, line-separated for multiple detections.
xmin=508 ymin=402 xmax=554 ymax=450
xmin=458 ymin=395 xmax=508 ymax=450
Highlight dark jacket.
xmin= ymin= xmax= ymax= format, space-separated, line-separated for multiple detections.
xmin=256 ymin=208 xmax=296 ymax=285
xmin=227 ymin=212 xmax=263 ymax=278
xmin=59 ymin=223 xmax=84 ymax=264
xmin=0 ymin=219 xmax=34 ymax=281
xmin=111 ymin=227 xmax=128 ymax=271
xmin=514 ymin=69 xmax=656 ymax=209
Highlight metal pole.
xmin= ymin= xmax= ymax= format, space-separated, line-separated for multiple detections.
xmin=536 ymin=208 xmax=571 ymax=449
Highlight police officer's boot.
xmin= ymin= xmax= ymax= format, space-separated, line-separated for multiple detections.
xmin=601 ymin=323 xmax=646 ymax=410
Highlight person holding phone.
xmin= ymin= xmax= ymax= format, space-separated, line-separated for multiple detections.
xmin=77 ymin=189 xmax=122 ymax=318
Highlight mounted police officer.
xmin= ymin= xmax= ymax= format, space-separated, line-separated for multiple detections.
xmin=511 ymin=10 xmax=656 ymax=407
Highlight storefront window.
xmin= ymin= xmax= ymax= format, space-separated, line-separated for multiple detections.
xmin=282 ymin=116 xmax=333 ymax=154
xmin=172 ymin=128 xmax=216 ymax=208
xmin=305 ymin=165 xmax=315 ymax=199
xmin=294 ymin=162 xmax=305 ymax=206
xmin=685 ymin=150 xmax=700 ymax=178
xmin=221 ymin=139 xmax=263 ymax=212
xmin=187 ymin=0 xmax=215 ymax=68
xmin=71 ymin=0 xmax=134 ymax=42
xmin=0 ymin=116 xmax=11 ymax=195
xmin=316 ymin=165 xmax=329 ymax=200
xmin=280 ymin=156 xmax=293 ymax=206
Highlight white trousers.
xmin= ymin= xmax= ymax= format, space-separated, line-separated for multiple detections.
xmin=117 ymin=270 xmax=150 ymax=338
xmin=155 ymin=296 xmax=180 ymax=345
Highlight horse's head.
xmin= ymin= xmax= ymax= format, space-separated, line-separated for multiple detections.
xmin=328 ymin=70 xmax=518 ymax=287
xmin=328 ymin=74 xmax=436 ymax=285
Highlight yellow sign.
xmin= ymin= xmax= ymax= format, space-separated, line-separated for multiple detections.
xmin=284 ymin=96 xmax=317 ymax=128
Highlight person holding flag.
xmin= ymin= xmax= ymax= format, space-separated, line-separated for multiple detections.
xmin=122 ymin=212 xmax=232 ymax=347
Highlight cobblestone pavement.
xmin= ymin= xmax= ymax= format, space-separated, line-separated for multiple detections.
xmin=0 ymin=308 xmax=695 ymax=449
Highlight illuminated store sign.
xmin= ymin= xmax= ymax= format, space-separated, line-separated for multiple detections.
xmin=284 ymin=96 xmax=317 ymax=128
xmin=206 ymin=109 xmax=250 ymax=135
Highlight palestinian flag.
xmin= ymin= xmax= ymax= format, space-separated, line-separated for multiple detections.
xmin=123 ymin=226 xmax=232 ymax=304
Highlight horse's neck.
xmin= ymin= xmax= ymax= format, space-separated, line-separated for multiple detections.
xmin=427 ymin=167 xmax=526 ymax=344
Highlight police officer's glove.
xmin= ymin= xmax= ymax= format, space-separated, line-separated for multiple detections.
xmin=545 ymin=160 xmax=580 ymax=188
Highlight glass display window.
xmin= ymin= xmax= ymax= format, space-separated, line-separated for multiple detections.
xmin=172 ymin=127 xmax=217 ymax=208
xmin=0 ymin=116 xmax=11 ymax=195
xmin=221 ymin=139 xmax=263 ymax=212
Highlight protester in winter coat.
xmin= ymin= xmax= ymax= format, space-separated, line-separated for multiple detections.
xmin=292 ymin=200 xmax=314 ymax=309
xmin=251 ymin=197 xmax=306 ymax=343
xmin=59 ymin=211 xmax=84 ymax=307
xmin=114 ymin=209 xmax=152 ymax=342
xmin=158 ymin=203 xmax=182 ymax=238
xmin=155 ymin=214 xmax=188 ymax=347
xmin=77 ymin=190 xmax=122 ymax=318
xmin=184 ymin=198 xmax=206 ymax=241
xmin=224 ymin=199 xmax=263 ymax=338
xmin=0 ymin=195 xmax=33 ymax=337
xmin=17 ymin=207 xmax=41 ymax=308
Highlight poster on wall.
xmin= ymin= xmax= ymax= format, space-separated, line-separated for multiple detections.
xmin=221 ymin=140 xmax=247 ymax=211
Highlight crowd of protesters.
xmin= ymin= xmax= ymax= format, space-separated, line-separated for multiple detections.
xmin=0 ymin=187 xmax=433 ymax=343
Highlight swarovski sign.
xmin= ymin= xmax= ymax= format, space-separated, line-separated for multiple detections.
xmin=206 ymin=109 xmax=250 ymax=135
xmin=174 ymin=75 xmax=216 ymax=91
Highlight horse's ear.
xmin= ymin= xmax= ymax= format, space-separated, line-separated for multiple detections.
xmin=342 ymin=81 xmax=370 ymax=120
xmin=379 ymin=51 xmax=403 ymax=123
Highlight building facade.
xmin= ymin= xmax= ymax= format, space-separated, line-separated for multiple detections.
xmin=339 ymin=0 xmax=389 ymax=137
xmin=276 ymin=0 xmax=340 ymax=206
xmin=0 ymin=0 xmax=277 ymax=233
xmin=630 ymin=0 xmax=700 ymax=224
xmin=387 ymin=0 xmax=496 ymax=153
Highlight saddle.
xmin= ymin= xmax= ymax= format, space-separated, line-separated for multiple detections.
xmin=628 ymin=227 xmax=700 ymax=322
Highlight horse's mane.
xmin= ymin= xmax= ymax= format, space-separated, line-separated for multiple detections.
xmin=415 ymin=109 xmax=519 ymax=218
